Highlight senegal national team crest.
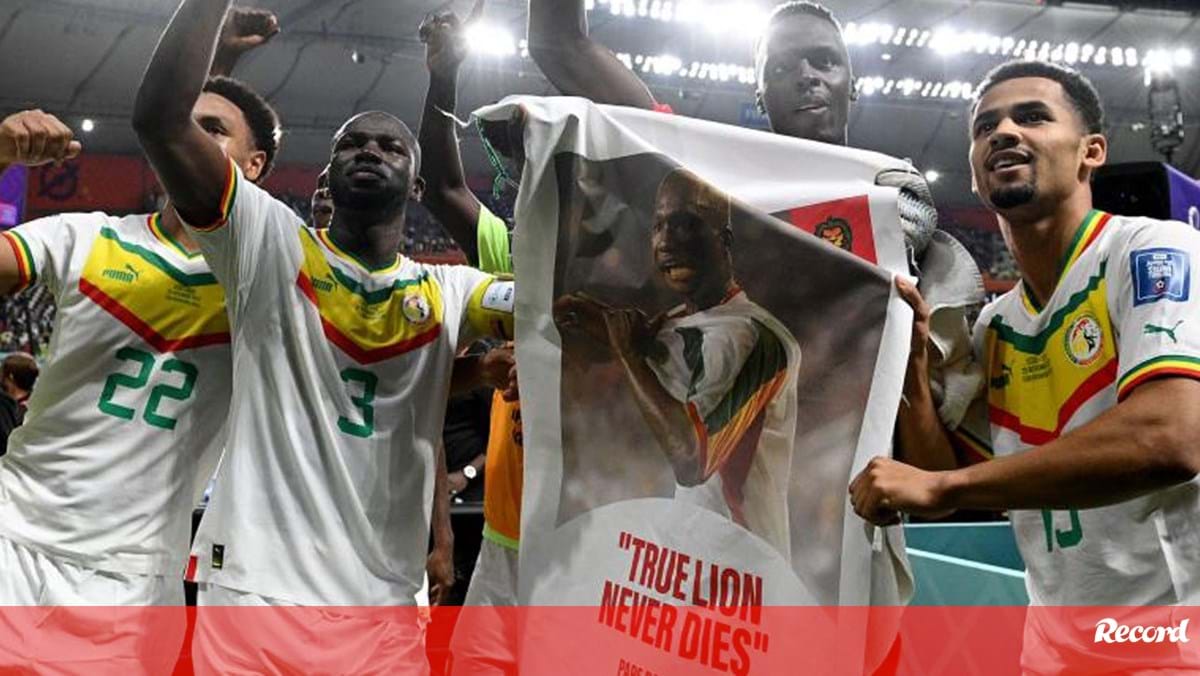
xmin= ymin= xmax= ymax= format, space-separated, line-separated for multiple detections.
xmin=1064 ymin=313 xmax=1103 ymax=366
xmin=402 ymin=290 xmax=432 ymax=325
xmin=815 ymin=216 xmax=853 ymax=252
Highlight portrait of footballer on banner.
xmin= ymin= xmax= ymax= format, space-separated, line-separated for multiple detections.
xmin=546 ymin=151 xmax=895 ymax=598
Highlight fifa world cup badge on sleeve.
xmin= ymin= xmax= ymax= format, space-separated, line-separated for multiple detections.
xmin=1132 ymin=248 xmax=1190 ymax=306
xmin=468 ymin=277 xmax=515 ymax=340
xmin=482 ymin=280 xmax=515 ymax=313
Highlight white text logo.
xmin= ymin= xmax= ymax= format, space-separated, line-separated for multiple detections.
xmin=1094 ymin=618 xmax=1191 ymax=644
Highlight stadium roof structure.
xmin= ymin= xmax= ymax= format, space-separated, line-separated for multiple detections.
xmin=1 ymin=0 xmax=1197 ymax=207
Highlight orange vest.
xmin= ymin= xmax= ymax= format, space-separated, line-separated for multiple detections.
xmin=482 ymin=393 xmax=523 ymax=548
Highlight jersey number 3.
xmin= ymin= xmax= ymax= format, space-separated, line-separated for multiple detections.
xmin=97 ymin=347 xmax=198 ymax=430
xmin=338 ymin=368 xmax=378 ymax=438
xmin=1041 ymin=509 xmax=1083 ymax=552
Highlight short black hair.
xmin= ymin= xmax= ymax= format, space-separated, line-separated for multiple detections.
xmin=203 ymin=76 xmax=282 ymax=179
xmin=754 ymin=2 xmax=846 ymax=82
xmin=972 ymin=60 xmax=1105 ymax=134
xmin=3 ymin=353 xmax=37 ymax=392
xmin=765 ymin=1 xmax=841 ymax=31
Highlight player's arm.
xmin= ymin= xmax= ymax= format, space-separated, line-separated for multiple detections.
xmin=614 ymin=342 xmax=708 ymax=486
xmin=418 ymin=2 xmax=485 ymax=264
xmin=132 ymin=0 xmax=242 ymax=227
xmin=527 ymin=0 xmax=657 ymax=108
xmin=427 ymin=443 xmax=455 ymax=606
xmin=893 ymin=277 xmax=959 ymax=472
xmin=0 ymin=110 xmax=82 ymax=295
xmin=209 ymin=7 xmax=279 ymax=77
xmin=852 ymin=378 xmax=1200 ymax=523
xmin=555 ymin=295 xmax=705 ymax=484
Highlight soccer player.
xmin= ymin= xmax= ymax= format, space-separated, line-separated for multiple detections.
xmin=311 ymin=165 xmax=333 ymax=228
xmin=134 ymin=0 xmax=515 ymax=672
xmin=850 ymin=60 xmax=1200 ymax=671
xmin=555 ymin=169 xmax=801 ymax=559
xmin=0 ymin=11 xmax=279 ymax=673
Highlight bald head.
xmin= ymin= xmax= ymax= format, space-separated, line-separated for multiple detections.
xmin=334 ymin=111 xmax=421 ymax=172
xmin=654 ymin=169 xmax=732 ymax=238
xmin=328 ymin=110 xmax=425 ymax=215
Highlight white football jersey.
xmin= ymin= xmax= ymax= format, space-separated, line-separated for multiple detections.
xmin=185 ymin=164 xmax=513 ymax=605
xmin=646 ymin=290 xmax=800 ymax=561
xmin=971 ymin=210 xmax=1200 ymax=607
xmin=0 ymin=212 xmax=230 ymax=576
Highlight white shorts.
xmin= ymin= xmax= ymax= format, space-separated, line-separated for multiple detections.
xmin=193 ymin=582 xmax=430 ymax=675
xmin=450 ymin=537 xmax=519 ymax=675
xmin=0 ymin=535 xmax=186 ymax=675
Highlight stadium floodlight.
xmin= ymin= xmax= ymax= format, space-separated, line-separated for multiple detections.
xmin=931 ymin=28 xmax=959 ymax=55
xmin=698 ymin=3 xmax=768 ymax=38
xmin=652 ymin=54 xmax=683 ymax=75
xmin=1142 ymin=48 xmax=1176 ymax=86
xmin=585 ymin=5 xmax=1193 ymax=75
xmin=467 ymin=23 xmax=517 ymax=56
xmin=1065 ymin=42 xmax=1079 ymax=64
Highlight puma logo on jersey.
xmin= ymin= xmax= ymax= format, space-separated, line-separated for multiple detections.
xmin=311 ymin=274 xmax=336 ymax=293
xmin=1144 ymin=320 xmax=1183 ymax=344
xmin=101 ymin=264 xmax=141 ymax=284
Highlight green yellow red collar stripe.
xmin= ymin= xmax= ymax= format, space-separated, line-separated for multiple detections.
xmin=99 ymin=227 xmax=217 ymax=286
xmin=1059 ymin=210 xmax=1110 ymax=276
xmin=295 ymin=272 xmax=441 ymax=363
xmin=1020 ymin=210 xmax=1110 ymax=314
xmin=316 ymin=228 xmax=401 ymax=274
xmin=1117 ymin=355 xmax=1200 ymax=401
xmin=147 ymin=213 xmax=201 ymax=260
xmin=190 ymin=159 xmax=239 ymax=232
xmin=1 ymin=231 xmax=35 ymax=292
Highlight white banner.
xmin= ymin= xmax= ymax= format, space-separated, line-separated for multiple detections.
xmin=477 ymin=97 xmax=916 ymax=675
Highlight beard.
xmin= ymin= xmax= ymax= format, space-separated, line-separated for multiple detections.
xmin=989 ymin=182 xmax=1036 ymax=209
xmin=330 ymin=181 xmax=404 ymax=213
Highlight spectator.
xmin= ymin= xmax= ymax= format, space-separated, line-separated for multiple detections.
xmin=0 ymin=352 xmax=37 ymax=456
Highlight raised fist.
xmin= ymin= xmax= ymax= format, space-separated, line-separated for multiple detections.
xmin=212 ymin=7 xmax=279 ymax=75
xmin=0 ymin=109 xmax=82 ymax=167
xmin=418 ymin=0 xmax=486 ymax=79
